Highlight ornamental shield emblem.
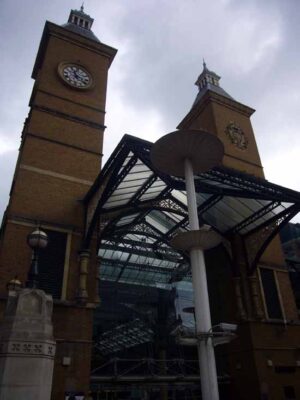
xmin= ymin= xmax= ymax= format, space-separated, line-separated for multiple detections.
xmin=225 ymin=121 xmax=248 ymax=150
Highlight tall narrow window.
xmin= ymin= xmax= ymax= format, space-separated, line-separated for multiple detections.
xmin=260 ymin=268 xmax=283 ymax=319
xmin=38 ymin=229 xmax=67 ymax=299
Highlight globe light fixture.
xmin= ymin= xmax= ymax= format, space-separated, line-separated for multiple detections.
xmin=27 ymin=228 xmax=49 ymax=250
xmin=26 ymin=228 xmax=48 ymax=288
xmin=6 ymin=276 xmax=22 ymax=292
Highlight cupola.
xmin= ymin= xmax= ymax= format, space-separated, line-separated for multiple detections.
xmin=193 ymin=61 xmax=233 ymax=106
xmin=68 ymin=4 xmax=94 ymax=30
xmin=61 ymin=5 xmax=100 ymax=43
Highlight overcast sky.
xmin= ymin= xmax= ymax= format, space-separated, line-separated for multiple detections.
xmin=1 ymin=0 xmax=300 ymax=221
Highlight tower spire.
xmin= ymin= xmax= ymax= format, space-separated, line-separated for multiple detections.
xmin=195 ymin=61 xmax=220 ymax=89
xmin=192 ymin=61 xmax=233 ymax=106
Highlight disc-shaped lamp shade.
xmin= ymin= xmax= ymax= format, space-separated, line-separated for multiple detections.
xmin=27 ymin=229 xmax=48 ymax=250
xmin=171 ymin=229 xmax=222 ymax=251
xmin=150 ymin=130 xmax=224 ymax=177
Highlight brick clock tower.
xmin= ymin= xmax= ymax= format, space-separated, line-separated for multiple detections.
xmin=0 ymin=7 xmax=116 ymax=399
xmin=179 ymin=63 xmax=300 ymax=400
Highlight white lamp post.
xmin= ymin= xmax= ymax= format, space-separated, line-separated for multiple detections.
xmin=151 ymin=129 xmax=224 ymax=400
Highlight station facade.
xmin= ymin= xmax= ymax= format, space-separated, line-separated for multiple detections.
xmin=0 ymin=7 xmax=300 ymax=400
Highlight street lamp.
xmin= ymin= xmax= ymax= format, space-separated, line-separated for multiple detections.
xmin=151 ymin=129 xmax=224 ymax=400
xmin=26 ymin=228 xmax=48 ymax=288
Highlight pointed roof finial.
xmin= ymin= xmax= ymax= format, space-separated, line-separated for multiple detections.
xmin=203 ymin=58 xmax=207 ymax=70
xmin=80 ymin=2 xmax=84 ymax=12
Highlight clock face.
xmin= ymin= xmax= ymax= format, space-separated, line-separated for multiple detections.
xmin=58 ymin=63 xmax=92 ymax=89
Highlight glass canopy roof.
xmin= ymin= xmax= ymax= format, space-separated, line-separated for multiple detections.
xmin=84 ymin=134 xmax=300 ymax=286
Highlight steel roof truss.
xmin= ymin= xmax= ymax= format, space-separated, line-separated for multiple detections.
xmin=229 ymin=200 xmax=280 ymax=234
xmin=244 ymin=203 xmax=300 ymax=274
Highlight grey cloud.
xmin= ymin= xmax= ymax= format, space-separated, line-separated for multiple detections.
xmin=1 ymin=0 xmax=300 ymax=220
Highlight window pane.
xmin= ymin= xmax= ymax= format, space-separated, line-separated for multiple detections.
xmin=260 ymin=268 xmax=283 ymax=319
xmin=38 ymin=229 xmax=67 ymax=299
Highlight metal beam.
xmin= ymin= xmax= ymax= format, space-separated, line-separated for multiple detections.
xmin=100 ymin=241 xmax=181 ymax=262
xmin=129 ymin=173 xmax=157 ymax=205
xmin=90 ymin=375 xmax=202 ymax=383
xmin=229 ymin=201 xmax=280 ymax=234
xmin=244 ymin=204 xmax=300 ymax=274
xmin=101 ymin=257 xmax=178 ymax=274
xmin=84 ymin=147 xmax=135 ymax=246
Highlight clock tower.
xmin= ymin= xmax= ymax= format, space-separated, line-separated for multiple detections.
xmin=0 ymin=7 xmax=116 ymax=398
xmin=178 ymin=62 xmax=286 ymax=268
xmin=178 ymin=61 xmax=264 ymax=178
xmin=178 ymin=63 xmax=299 ymax=400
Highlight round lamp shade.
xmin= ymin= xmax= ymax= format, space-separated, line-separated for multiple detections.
xmin=150 ymin=129 xmax=224 ymax=177
xmin=171 ymin=229 xmax=222 ymax=251
xmin=27 ymin=229 xmax=48 ymax=249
